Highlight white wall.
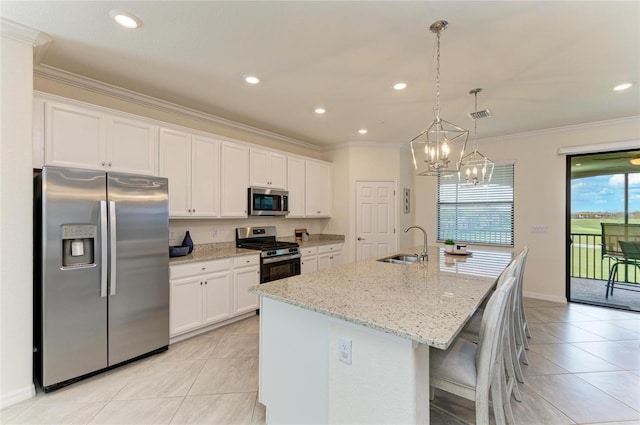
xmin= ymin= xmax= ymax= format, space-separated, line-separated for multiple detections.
xmin=0 ymin=33 xmax=37 ymax=407
xmin=413 ymin=118 xmax=640 ymax=302
xmin=326 ymin=144 xmax=414 ymax=264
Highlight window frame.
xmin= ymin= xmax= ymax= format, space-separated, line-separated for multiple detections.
xmin=437 ymin=162 xmax=515 ymax=247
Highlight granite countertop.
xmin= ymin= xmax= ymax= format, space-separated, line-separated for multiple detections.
xmin=169 ymin=243 xmax=257 ymax=265
xmin=250 ymin=245 xmax=513 ymax=350
xmin=169 ymin=234 xmax=345 ymax=265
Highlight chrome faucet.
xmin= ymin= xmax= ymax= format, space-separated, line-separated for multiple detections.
xmin=404 ymin=225 xmax=428 ymax=262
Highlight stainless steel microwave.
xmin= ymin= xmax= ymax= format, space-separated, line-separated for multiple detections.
xmin=248 ymin=187 xmax=289 ymax=216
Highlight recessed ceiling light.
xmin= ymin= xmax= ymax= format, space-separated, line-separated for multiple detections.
xmin=575 ymin=163 xmax=582 ymax=167
xmin=109 ymin=10 xmax=142 ymax=29
xmin=393 ymin=82 xmax=407 ymax=90
xmin=314 ymin=108 xmax=326 ymax=114
xmin=630 ymin=158 xmax=640 ymax=165
xmin=244 ymin=75 xmax=260 ymax=85
xmin=613 ymin=82 xmax=632 ymax=91
xmin=358 ymin=129 xmax=368 ymax=134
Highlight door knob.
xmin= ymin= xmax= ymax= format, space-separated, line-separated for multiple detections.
xmin=357 ymin=237 xmax=365 ymax=241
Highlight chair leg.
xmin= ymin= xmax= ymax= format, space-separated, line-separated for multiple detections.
xmin=606 ymin=263 xmax=618 ymax=299
xmin=507 ymin=313 xmax=525 ymax=386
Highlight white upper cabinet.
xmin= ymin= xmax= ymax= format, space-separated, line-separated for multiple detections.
xmin=287 ymin=156 xmax=306 ymax=218
xmin=159 ymin=128 xmax=219 ymax=218
xmin=44 ymin=100 xmax=158 ymax=175
xmin=45 ymin=102 xmax=104 ymax=170
xmin=106 ymin=116 xmax=158 ymax=175
xmin=305 ymin=160 xmax=331 ymax=217
xmin=220 ymin=142 xmax=249 ymax=217
xmin=191 ymin=136 xmax=220 ymax=217
xmin=159 ymin=128 xmax=191 ymax=217
xmin=250 ymin=148 xmax=287 ymax=189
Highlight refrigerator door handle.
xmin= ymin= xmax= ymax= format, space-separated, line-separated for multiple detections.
xmin=109 ymin=200 xmax=117 ymax=296
xmin=100 ymin=201 xmax=108 ymax=297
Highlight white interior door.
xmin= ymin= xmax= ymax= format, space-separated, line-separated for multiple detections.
xmin=356 ymin=180 xmax=396 ymax=261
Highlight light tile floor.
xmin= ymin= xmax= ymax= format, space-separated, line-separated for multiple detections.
xmin=2 ymin=299 xmax=639 ymax=424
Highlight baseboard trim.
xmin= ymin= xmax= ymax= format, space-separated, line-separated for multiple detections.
xmin=169 ymin=311 xmax=257 ymax=344
xmin=523 ymin=291 xmax=567 ymax=304
xmin=0 ymin=384 xmax=36 ymax=409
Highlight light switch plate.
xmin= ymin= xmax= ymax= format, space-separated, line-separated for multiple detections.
xmin=338 ymin=337 xmax=352 ymax=365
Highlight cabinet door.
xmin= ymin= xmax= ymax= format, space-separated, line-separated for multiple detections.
xmin=220 ymin=142 xmax=249 ymax=217
xmin=159 ymin=128 xmax=191 ymax=217
xmin=301 ymin=255 xmax=318 ymax=274
xmin=305 ymin=161 xmax=331 ymax=217
xmin=45 ymin=102 xmax=104 ymax=170
xmin=331 ymin=250 xmax=343 ymax=267
xmin=233 ymin=265 xmax=260 ymax=315
xmin=106 ymin=116 xmax=158 ymax=176
xmin=317 ymin=253 xmax=331 ymax=271
xmin=268 ymin=152 xmax=287 ymax=189
xmin=202 ymin=270 xmax=232 ymax=325
xmin=191 ymin=136 xmax=220 ymax=217
xmin=287 ymin=156 xmax=306 ymax=217
xmin=170 ymin=276 xmax=202 ymax=336
xmin=249 ymin=148 xmax=269 ymax=187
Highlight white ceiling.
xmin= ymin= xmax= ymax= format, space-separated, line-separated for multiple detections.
xmin=2 ymin=1 xmax=639 ymax=147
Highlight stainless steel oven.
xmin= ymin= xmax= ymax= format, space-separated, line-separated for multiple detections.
xmin=236 ymin=226 xmax=301 ymax=283
xmin=261 ymin=253 xmax=301 ymax=283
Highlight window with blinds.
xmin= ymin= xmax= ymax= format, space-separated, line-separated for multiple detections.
xmin=437 ymin=163 xmax=514 ymax=246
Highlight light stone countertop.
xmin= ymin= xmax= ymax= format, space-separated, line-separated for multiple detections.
xmin=169 ymin=234 xmax=345 ymax=265
xmin=169 ymin=243 xmax=257 ymax=265
xmin=250 ymin=245 xmax=513 ymax=350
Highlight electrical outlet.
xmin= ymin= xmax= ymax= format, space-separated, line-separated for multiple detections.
xmin=530 ymin=225 xmax=548 ymax=234
xmin=212 ymin=227 xmax=218 ymax=238
xmin=338 ymin=337 xmax=352 ymax=365
xmin=169 ymin=230 xmax=175 ymax=240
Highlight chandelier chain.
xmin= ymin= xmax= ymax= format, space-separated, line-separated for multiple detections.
xmin=435 ymin=29 xmax=441 ymax=116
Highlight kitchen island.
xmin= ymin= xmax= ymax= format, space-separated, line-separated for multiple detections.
xmin=250 ymin=246 xmax=513 ymax=424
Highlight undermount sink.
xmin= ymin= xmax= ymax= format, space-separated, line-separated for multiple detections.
xmin=377 ymin=254 xmax=420 ymax=265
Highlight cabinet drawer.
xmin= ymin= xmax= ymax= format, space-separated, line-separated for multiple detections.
xmin=233 ymin=255 xmax=260 ymax=268
xmin=318 ymin=243 xmax=342 ymax=254
xmin=300 ymin=246 xmax=318 ymax=256
xmin=170 ymin=259 xmax=232 ymax=280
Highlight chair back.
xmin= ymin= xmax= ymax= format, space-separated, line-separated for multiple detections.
xmin=513 ymin=246 xmax=529 ymax=308
xmin=601 ymin=223 xmax=640 ymax=258
xmin=619 ymin=240 xmax=640 ymax=260
xmin=475 ymin=274 xmax=516 ymax=391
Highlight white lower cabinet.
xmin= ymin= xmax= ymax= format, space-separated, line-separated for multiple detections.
xmin=233 ymin=255 xmax=261 ymax=315
xmin=317 ymin=243 xmax=343 ymax=271
xmin=300 ymin=246 xmax=318 ymax=275
xmin=170 ymin=254 xmax=259 ymax=337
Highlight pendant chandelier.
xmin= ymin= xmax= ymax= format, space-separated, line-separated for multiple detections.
xmin=410 ymin=20 xmax=468 ymax=176
xmin=459 ymin=88 xmax=494 ymax=185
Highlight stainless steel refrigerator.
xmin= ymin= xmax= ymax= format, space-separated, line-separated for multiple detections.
xmin=34 ymin=166 xmax=169 ymax=391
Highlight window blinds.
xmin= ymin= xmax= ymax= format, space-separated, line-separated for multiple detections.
xmin=437 ymin=163 xmax=515 ymax=246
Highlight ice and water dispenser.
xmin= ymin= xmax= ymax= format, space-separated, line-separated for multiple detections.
xmin=61 ymin=224 xmax=96 ymax=268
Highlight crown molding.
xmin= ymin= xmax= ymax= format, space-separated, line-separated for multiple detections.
xmin=1 ymin=18 xmax=51 ymax=47
xmin=34 ymin=64 xmax=322 ymax=152
xmin=325 ymin=140 xmax=408 ymax=152
xmin=475 ymin=116 xmax=640 ymax=146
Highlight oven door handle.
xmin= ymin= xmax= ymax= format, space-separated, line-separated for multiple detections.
xmin=262 ymin=253 xmax=301 ymax=264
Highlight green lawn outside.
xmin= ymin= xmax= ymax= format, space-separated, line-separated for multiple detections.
xmin=570 ymin=218 xmax=640 ymax=283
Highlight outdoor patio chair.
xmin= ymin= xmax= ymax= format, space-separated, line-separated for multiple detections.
xmin=601 ymin=223 xmax=640 ymax=299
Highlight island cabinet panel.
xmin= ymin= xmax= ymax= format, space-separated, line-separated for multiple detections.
xmin=250 ymin=148 xmax=287 ymax=189
xmin=232 ymin=255 xmax=260 ymax=315
xmin=286 ymin=156 xmax=306 ymax=217
xmin=220 ymin=142 xmax=249 ymax=217
xmin=259 ymin=298 xmax=429 ymax=425
xmin=43 ymin=99 xmax=159 ymax=175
